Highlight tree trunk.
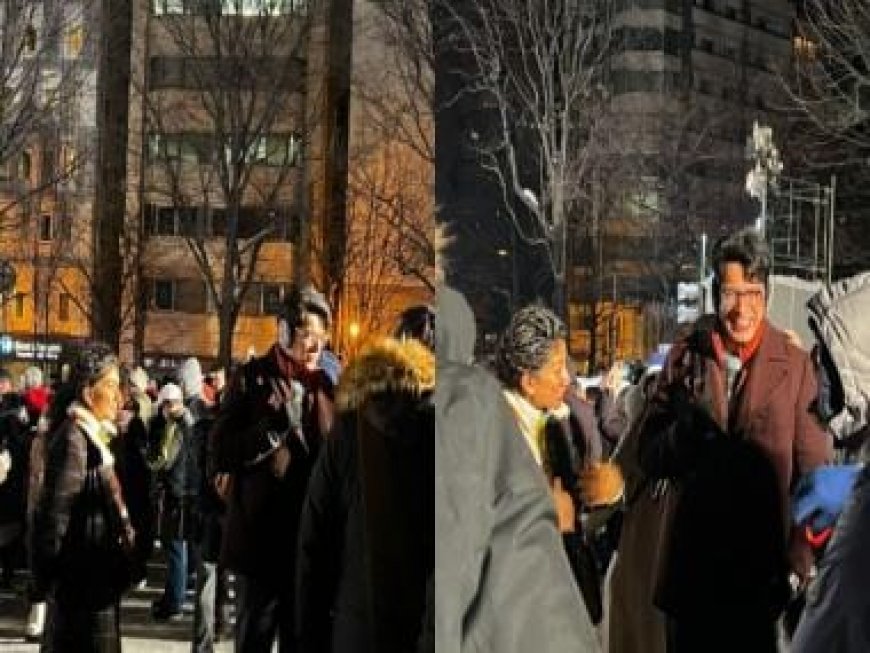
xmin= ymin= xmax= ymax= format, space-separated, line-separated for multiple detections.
xmin=92 ymin=0 xmax=132 ymax=350
xmin=217 ymin=302 xmax=236 ymax=370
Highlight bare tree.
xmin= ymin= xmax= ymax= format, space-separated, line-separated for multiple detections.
xmin=143 ymin=1 xmax=321 ymax=367
xmin=436 ymin=0 xmax=612 ymax=317
xmin=787 ymin=1 xmax=870 ymax=151
xmin=780 ymin=1 xmax=870 ymax=275
xmin=338 ymin=139 xmax=435 ymax=352
xmin=0 ymin=1 xmax=96 ymax=232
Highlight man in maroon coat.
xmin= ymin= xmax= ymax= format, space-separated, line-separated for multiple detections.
xmin=211 ymin=285 xmax=334 ymax=653
xmin=635 ymin=228 xmax=832 ymax=653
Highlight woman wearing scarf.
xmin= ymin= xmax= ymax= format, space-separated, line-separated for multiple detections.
xmin=30 ymin=343 xmax=135 ymax=652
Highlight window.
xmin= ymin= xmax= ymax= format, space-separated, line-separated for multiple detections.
xmin=15 ymin=293 xmax=25 ymax=318
xmin=54 ymin=215 xmax=72 ymax=242
xmin=64 ymin=25 xmax=84 ymax=59
xmin=262 ymin=284 xmax=282 ymax=315
xmin=177 ymin=207 xmax=200 ymax=237
xmin=59 ymin=293 xmax=71 ymax=321
xmin=157 ymin=207 xmax=177 ymax=236
xmin=211 ymin=208 xmax=227 ymax=237
xmin=154 ymin=280 xmax=176 ymax=311
xmin=154 ymin=0 xmax=187 ymax=14
xmin=24 ymin=25 xmax=37 ymax=53
xmin=39 ymin=214 xmax=52 ymax=241
xmin=700 ymin=38 xmax=713 ymax=53
xmin=41 ymin=147 xmax=56 ymax=184
xmin=19 ymin=151 xmax=31 ymax=181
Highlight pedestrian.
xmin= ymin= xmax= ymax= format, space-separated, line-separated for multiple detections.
xmin=634 ymin=227 xmax=831 ymax=652
xmin=180 ymin=356 xmax=233 ymax=653
xmin=147 ymin=380 xmax=199 ymax=621
xmin=30 ymin=343 xmax=136 ymax=652
xmin=0 ymin=367 xmax=27 ymax=588
xmin=495 ymin=304 xmax=623 ymax=625
xmin=296 ymin=303 xmax=435 ymax=652
xmin=212 ymin=284 xmax=335 ymax=652
xmin=435 ymin=286 xmax=601 ymax=653
xmin=787 ymin=270 xmax=870 ymax=652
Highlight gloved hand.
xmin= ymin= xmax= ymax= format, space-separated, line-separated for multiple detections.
xmin=793 ymin=463 xmax=863 ymax=530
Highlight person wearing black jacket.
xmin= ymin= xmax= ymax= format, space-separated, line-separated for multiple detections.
xmin=31 ymin=344 xmax=135 ymax=652
xmin=296 ymin=332 xmax=434 ymax=653
xmin=0 ymin=368 xmax=27 ymax=588
xmin=212 ymin=285 xmax=334 ymax=653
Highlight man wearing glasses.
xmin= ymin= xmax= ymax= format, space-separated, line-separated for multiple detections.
xmin=632 ymin=227 xmax=831 ymax=653
xmin=211 ymin=285 xmax=334 ymax=653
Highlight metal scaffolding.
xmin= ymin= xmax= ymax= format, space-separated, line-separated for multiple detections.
xmin=766 ymin=175 xmax=836 ymax=284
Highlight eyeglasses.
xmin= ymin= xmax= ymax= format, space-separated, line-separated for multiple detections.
xmin=720 ymin=286 xmax=765 ymax=307
xmin=294 ymin=326 xmax=327 ymax=343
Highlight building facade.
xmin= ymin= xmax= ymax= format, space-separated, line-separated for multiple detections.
xmin=0 ymin=0 xmax=99 ymax=377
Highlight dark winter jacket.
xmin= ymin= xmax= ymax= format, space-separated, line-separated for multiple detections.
xmin=212 ymin=344 xmax=334 ymax=581
xmin=148 ymin=405 xmax=200 ymax=541
xmin=31 ymin=404 xmax=134 ymax=610
xmin=0 ymin=392 xmax=27 ymax=536
xmin=637 ymin=315 xmax=831 ymax=620
xmin=296 ymin=337 xmax=434 ymax=653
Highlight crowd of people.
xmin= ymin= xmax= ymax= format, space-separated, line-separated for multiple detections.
xmin=3 ymin=224 xmax=870 ymax=653
xmin=0 ymin=285 xmax=435 ymax=652
xmin=437 ymin=226 xmax=870 ymax=653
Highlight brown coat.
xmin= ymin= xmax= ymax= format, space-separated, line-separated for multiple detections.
xmin=632 ymin=317 xmax=832 ymax=621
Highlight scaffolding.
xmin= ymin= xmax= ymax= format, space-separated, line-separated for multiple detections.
xmin=766 ymin=175 xmax=836 ymax=284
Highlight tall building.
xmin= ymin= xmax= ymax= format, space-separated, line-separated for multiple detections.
xmin=434 ymin=0 xmax=798 ymax=364
xmin=0 ymin=1 xmax=100 ymax=377
xmin=124 ymin=0 xmax=344 ymax=370
xmin=570 ymin=0 xmax=796 ymax=365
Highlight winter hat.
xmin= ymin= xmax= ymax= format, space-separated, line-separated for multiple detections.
xmin=279 ymin=284 xmax=332 ymax=329
xmin=177 ymin=357 xmax=203 ymax=398
xmin=158 ymin=382 xmax=183 ymax=405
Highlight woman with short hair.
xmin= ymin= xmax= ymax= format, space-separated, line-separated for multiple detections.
xmin=31 ymin=343 xmax=135 ymax=652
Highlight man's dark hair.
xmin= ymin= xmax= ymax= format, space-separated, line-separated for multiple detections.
xmin=495 ymin=304 xmax=567 ymax=390
xmin=278 ymin=284 xmax=332 ymax=330
xmin=0 ymin=367 xmax=11 ymax=382
xmin=711 ymin=227 xmax=771 ymax=310
xmin=394 ymin=304 xmax=436 ymax=351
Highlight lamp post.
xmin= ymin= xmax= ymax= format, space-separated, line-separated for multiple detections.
xmin=745 ymin=121 xmax=782 ymax=239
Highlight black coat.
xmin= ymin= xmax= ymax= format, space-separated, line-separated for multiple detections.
xmin=212 ymin=345 xmax=334 ymax=582
xmin=296 ymin=338 xmax=434 ymax=653
xmin=31 ymin=409 xmax=134 ymax=611
xmin=0 ymin=393 xmax=27 ymax=536
xmin=148 ymin=407 xmax=200 ymax=541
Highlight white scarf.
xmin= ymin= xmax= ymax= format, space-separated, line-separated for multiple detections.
xmin=69 ymin=402 xmax=118 ymax=466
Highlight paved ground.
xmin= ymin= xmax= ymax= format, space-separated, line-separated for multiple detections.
xmin=0 ymin=549 xmax=234 ymax=652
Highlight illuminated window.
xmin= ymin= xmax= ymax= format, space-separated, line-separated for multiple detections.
xmin=64 ymin=25 xmax=84 ymax=58
xmin=59 ymin=294 xmax=71 ymax=321
xmin=793 ymin=35 xmax=817 ymax=61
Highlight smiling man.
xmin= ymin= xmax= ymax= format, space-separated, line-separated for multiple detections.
xmin=211 ymin=285 xmax=335 ymax=653
xmin=633 ymin=227 xmax=832 ymax=653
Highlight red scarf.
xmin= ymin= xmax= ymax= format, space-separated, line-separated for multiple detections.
xmin=712 ymin=319 xmax=767 ymax=366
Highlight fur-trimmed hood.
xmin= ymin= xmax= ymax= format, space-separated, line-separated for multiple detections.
xmin=337 ymin=337 xmax=435 ymax=412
